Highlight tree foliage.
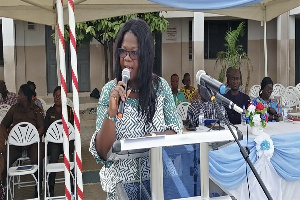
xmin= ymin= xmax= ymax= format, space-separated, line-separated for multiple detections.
xmin=66 ymin=12 xmax=169 ymax=82
xmin=215 ymin=22 xmax=252 ymax=93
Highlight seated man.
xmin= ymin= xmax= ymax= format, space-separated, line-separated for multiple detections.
xmin=44 ymin=86 xmax=74 ymax=197
xmin=0 ymin=80 xmax=18 ymax=106
xmin=224 ymin=68 xmax=250 ymax=124
xmin=0 ymin=84 xmax=44 ymax=198
xmin=171 ymin=74 xmax=187 ymax=106
xmin=187 ymin=85 xmax=219 ymax=127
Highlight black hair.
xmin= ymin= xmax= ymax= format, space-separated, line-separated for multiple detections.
xmin=27 ymin=81 xmax=36 ymax=90
xmin=27 ymin=81 xmax=37 ymax=97
xmin=260 ymin=77 xmax=273 ymax=94
xmin=171 ymin=74 xmax=179 ymax=79
xmin=182 ymin=73 xmax=190 ymax=85
xmin=261 ymin=77 xmax=273 ymax=89
xmin=20 ymin=84 xmax=34 ymax=102
xmin=114 ymin=18 xmax=160 ymax=123
xmin=53 ymin=86 xmax=61 ymax=96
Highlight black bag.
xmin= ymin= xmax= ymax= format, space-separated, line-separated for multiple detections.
xmin=90 ymin=88 xmax=100 ymax=99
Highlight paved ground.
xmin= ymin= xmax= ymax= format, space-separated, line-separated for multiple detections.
xmin=10 ymin=110 xmax=107 ymax=200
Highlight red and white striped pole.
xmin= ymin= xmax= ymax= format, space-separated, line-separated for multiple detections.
xmin=67 ymin=0 xmax=84 ymax=199
xmin=57 ymin=0 xmax=72 ymax=199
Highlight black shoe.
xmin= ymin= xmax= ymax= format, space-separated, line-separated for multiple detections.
xmin=49 ymin=185 xmax=54 ymax=197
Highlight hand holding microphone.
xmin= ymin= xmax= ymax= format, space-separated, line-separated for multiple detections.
xmin=107 ymin=68 xmax=131 ymax=119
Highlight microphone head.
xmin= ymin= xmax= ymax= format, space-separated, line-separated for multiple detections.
xmin=122 ymin=68 xmax=130 ymax=79
xmin=196 ymin=70 xmax=206 ymax=85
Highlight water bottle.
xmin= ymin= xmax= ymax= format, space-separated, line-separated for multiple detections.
xmin=220 ymin=106 xmax=226 ymax=127
xmin=198 ymin=110 xmax=205 ymax=127
xmin=71 ymin=192 xmax=75 ymax=200
xmin=283 ymin=103 xmax=289 ymax=122
xmin=241 ymin=105 xmax=246 ymax=125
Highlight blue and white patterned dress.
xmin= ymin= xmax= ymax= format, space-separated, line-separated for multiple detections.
xmin=89 ymin=77 xmax=182 ymax=199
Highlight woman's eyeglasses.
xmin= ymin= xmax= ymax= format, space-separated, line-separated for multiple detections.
xmin=117 ymin=48 xmax=139 ymax=60
xmin=54 ymin=95 xmax=61 ymax=99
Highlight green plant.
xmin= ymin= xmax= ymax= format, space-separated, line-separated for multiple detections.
xmin=215 ymin=22 xmax=252 ymax=93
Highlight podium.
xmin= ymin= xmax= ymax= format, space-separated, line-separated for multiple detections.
xmin=107 ymin=128 xmax=238 ymax=200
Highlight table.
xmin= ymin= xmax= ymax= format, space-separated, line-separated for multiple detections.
xmin=111 ymin=129 xmax=237 ymax=200
xmin=209 ymin=122 xmax=300 ymax=200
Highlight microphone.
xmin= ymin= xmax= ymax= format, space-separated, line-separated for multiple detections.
xmin=196 ymin=70 xmax=226 ymax=95
xmin=117 ymin=68 xmax=130 ymax=118
xmin=214 ymin=93 xmax=244 ymax=114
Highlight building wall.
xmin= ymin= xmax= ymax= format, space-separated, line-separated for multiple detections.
xmin=2 ymin=12 xmax=299 ymax=96
xmin=162 ymin=16 xmax=281 ymax=94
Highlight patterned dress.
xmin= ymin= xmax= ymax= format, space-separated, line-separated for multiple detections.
xmin=252 ymin=97 xmax=282 ymax=122
xmin=180 ymin=87 xmax=196 ymax=101
xmin=89 ymin=77 xmax=182 ymax=199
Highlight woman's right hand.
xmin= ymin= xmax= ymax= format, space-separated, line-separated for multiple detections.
xmin=107 ymin=81 xmax=131 ymax=117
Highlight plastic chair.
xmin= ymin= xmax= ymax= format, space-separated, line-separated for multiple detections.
xmin=44 ymin=119 xmax=75 ymax=199
xmin=271 ymin=83 xmax=285 ymax=99
xmin=0 ymin=104 xmax=10 ymax=123
xmin=176 ymin=102 xmax=191 ymax=121
xmin=6 ymin=122 xmax=40 ymax=200
xmin=296 ymin=83 xmax=300 ymax=94
xmin=249 ymin=85 xmax=261 ymax=99
xmin=281 ymin=90 xmax=300 ymax=111
xmin=67 ymin=98 xmax=74 ymax=109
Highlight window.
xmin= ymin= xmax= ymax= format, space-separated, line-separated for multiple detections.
xmin=204 ymin=20 xmax=248 ymax=59
xmin=0 ymin=24 xmax=3 ymax=65
xmin=189 ymin=20 xmax=192 ymax=60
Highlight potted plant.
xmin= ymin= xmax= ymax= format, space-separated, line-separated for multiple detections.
xmin=215 ymin=22 xmax=252 ymax=94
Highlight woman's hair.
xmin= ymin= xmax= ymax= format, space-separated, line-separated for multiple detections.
xmin=114 ymin=18 xmax=160 ymax=123
xmin=53 ymin=86 xmax=61 ymax=96
xmin=182 ymin=73 xmax=190 ymax=85
xmin=27 ymin=81 xmax=37 ymax=97
xmin=20 ymin=84 xmax=34 ymax=102
xmin=259 ymin=77 xmax=273 ymax=95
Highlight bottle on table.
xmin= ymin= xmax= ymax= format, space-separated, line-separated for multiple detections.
xmin=241 ymin=105 xmax=247 ymax=125
xmin=283 ymin=103 xmax=289 ymax=122
xmin=198 ymin=110 xmax=205 ymax=127
xmin=220 ymin=106 xmax=226 ymax=127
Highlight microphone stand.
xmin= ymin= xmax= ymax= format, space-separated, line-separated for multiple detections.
xmin=205 ymin=87 xmax=273 ymax=200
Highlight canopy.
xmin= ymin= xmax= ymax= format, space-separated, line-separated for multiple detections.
xmin=0 ymin=0 xmax=181 ymax=26
xmin=1 ymin=0 xmax=299 ymax=25
xmin=150 ymin=0 xmax=300 ymax=22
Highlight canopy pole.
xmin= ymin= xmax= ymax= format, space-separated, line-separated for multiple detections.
xmin=67 ymin=0 xmax=84 ymax=199
xmin=57 ymin=0 xmax=72 ymax=199
xmin=264 ymin=20 xmax=268 ymax=77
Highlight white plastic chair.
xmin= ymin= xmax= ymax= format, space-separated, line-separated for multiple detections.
xmin=67 ymin=98 xmax=74 ymax=109
xmin=37 ymin=98 xmax=47 ymax=116
xmin=176 ymin=102 xmax=191 ymax=121
xmin=281 ymin=90 xmax=300 ymax=111
xmin=0 ymin=104 xmax=10 ymax=123
xmin=291 ymin=86 xmax=300 ymax=99
xmin=296 ymin=83 xmax=300 ymax=94
xmin=44 ymin=119 xmax=75 ymax=199
xmin=249 ymin=85 xmax=261 ymax=99
xmin=6 ymin=122 xmax=40 ymax=200
xmin=271 ymin=83 xmax=285 ymax=99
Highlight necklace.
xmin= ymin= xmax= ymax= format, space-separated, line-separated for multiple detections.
xmin=128 ymin=87 xmax=139 ymax=93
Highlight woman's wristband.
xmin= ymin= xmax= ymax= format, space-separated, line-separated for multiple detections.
xmin=105 ymin=112 xmax=117 ymax=122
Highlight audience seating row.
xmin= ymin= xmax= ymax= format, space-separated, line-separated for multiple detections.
xmin=6 ymin=120 xmax=76 ymax=199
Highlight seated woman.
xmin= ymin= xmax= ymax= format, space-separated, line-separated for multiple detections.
xmin=0 ymin=84 xmax=44 ymax=198
xmin=252 ymin=77 xmax=282 ymax=122
xmin=180 ymin=73 xmax=196 ymax=102
xmin=44 ymin=86 xmax=74 ymax=197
